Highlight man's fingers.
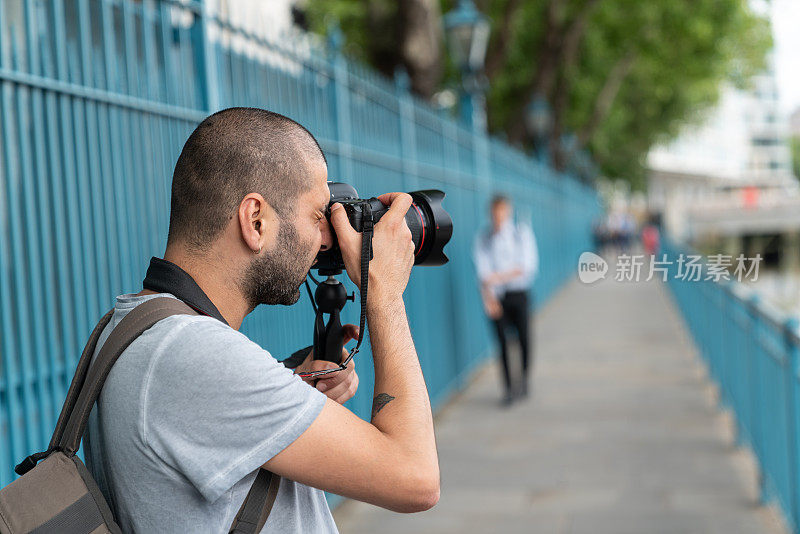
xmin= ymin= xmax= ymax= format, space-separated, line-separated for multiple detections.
xmin=333 ymin=372 xmax=359 ymax=404
xmin=304 ymin=360 xmax=339 ymax=373
xmin=376 ymin=192 xmax=409 ymax=206
xmin=316 ymin=364 xmax=351 ymax=392
xmin=343 ymin=324 xmax=360 ymax=344
xmin=376 ymin=192 xmax=413 ymax=226
xmin=319 ymin=376 xmax=347 ymax=396
xmin=320 ymin=368 xmax=356 ymax=399
xmin=329 ymin=203 xmax=360 ymax=248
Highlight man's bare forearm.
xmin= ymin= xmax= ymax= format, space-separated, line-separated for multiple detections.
xmin=367 ymin=296 xmax=438 ymax=472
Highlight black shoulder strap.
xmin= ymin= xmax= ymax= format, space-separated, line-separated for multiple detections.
xmin=229 ymin=469 xmax=281 ymax=534
xmin=49 ymin=308 xmax=115 ymax=452
xmin=15 ymin=308 xmax=116 ymax=475
xmin=58 ymin=297 xmax=197 ymax=453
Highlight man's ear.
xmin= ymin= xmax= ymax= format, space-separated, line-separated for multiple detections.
xmin=238 ymin=193 xmax=278 ymax=254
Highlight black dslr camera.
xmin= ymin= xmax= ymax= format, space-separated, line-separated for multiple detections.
xmin=313 ymin=182 xmax=453 ymax=274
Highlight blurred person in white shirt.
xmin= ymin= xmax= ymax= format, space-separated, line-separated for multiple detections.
xmin=472 ymin=195 xmax=539 ymax=407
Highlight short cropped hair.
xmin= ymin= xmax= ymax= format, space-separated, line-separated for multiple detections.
xmin=490 ymin=194 xmax=510 ymax=210
xmin=167 ymin=107 xmax=326 ymax=251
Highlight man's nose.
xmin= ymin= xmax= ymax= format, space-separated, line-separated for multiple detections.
xmin=319 ymin=217 xmax=334 ymax=251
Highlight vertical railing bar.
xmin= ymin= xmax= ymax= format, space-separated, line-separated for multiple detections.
xmin=121 ymin=0 xmax=139 ymax=99
xmin=157 ymin=2 xmax=172 ymax=105
xmin=6 ymin=28 xmax=45 ymax=454
xmin=22 ymin=0 xmax=58 ymax=444
xmin=38 ymin=3 xmax=78 ymax=422
xmin=237 ymin=43 xmax=248 ymax=105
xmin=93 ymin=83 xmax=125 ymax=297
xmin=140 ymin=1 xmax=167 ymax=253
xmin=177 ymin=21 xmax=194 ymax=108
xmin=331 ymin=39 xmax=353 ymax=188
xmin=156 ymin=1 xmax=183 ymax=239
xmin=52 ymin=0 xmax=90 ymax=384
xmin=200 ymin=0 xmax=219 ymax=112
xmin=0 ymin=0 xmax=28 ymax=475
xmin=153 ymin=113 xmax=171 ymax=250
xmin=788 ymin=317 xmax=800 ymax=533
xmin=249 ymin=46 xmax=261 ymax=108
xmin=300 ymin=47 xmax=315 ymax=129
xmin=130 ymin=3 xmax=163 ymax=263
xmin=99 ymin=0 xmax=136 ymax=290
xmin=77 ymin=0 xmax=113 ymax=317
xmin=14 ymin=15 xmax=50 ymax=449
xmin=87 ymin=32 xmax=129 ymax=306
xmin=214 ymin=19 xmax=228 ymax=108
xmin=132 ymin=106 xmax=158 ymax=261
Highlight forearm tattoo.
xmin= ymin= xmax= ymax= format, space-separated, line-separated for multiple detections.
xmin=371 ymin=393 xmax=395 ymax=418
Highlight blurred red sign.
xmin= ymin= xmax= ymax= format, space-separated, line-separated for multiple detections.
xmin=742 ymin=186 xmax=759 ymax=209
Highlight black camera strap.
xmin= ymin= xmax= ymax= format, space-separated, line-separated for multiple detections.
xmin=142 ymin=257 xmax=229 ymax=325
xmin=354 ymin=204 xmax=373 ymax=354
xmin=297 ymin=204 xmax=373 ymax=378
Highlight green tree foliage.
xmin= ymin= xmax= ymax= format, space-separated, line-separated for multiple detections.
xmin=306 ymin=0 xmax=771 ymax=187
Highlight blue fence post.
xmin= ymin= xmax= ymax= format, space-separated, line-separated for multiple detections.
xmin=747 ymin=294 xmax=767 ymax=504
xmin=197 ymin=0 xmax=219 ymax=113
xmin=720 ymin=286 xmax=729 ymax=403
xmin=395 ymin=68 xmax=418 ymax=191
xmin=785 ymin=316 xmax=800 ymax=531
xmin=328 ymin=26 xmax=353 ymax=184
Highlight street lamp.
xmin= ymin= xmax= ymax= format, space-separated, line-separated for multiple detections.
xmin=444 ymin=0 xmax=490 ymax=131
xmin=525 ymin=96 xmax=551 ymax=162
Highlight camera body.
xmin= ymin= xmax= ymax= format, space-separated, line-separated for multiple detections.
xmin=313 ymin=182 xmax=452 ymax=275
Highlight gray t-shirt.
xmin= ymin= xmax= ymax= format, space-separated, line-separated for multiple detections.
xmin=84 ymin=292 xmax=337 ymax=533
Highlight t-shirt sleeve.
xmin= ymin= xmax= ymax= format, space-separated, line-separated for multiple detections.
xmin=142 ymin=317 xmax=327 ymax=503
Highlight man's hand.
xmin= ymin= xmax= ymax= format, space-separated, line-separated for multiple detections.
xmin=295 ymin=324 xmax=360 ymax=404
xmin=328 ymin=192 xmax=415 ymax=305
xmin=480 ymin=283 xmax=503 ymax=320
xmin=483 ymin=295 xmax=503 ymax=320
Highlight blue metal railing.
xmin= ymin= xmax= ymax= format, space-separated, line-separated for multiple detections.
xmin=0 ymin=0 xmax=600 ymax=488
xmin=663 ymin=241 xmax=800 ymax=533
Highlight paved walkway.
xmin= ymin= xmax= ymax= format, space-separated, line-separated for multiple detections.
xmin=334 ymin=275 xmax=788 ymax=534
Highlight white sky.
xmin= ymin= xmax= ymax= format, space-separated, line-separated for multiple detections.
xmin=772 ymin=0 xmax=800 ymax=114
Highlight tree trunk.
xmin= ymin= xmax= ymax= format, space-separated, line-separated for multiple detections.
xmin=398 ymin=0 xmax=444 ymax=99
xmin=548 ymin=0 xmax=600 ymax=170
xmin=576 ymin=50 xmax=637 ymax=148
xmin=484 ymin=0 xmax=524 ymax=81
xmin=505 ymin=0 xmax=564 ymax=144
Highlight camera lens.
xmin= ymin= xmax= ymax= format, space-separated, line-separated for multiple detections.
xmin=405 ymin=191 xmax=452 ymax=266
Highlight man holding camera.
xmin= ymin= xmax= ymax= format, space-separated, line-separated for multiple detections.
xmin=83 ymin=107 xmax=439 ymax=532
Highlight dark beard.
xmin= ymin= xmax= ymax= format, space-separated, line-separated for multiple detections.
xmin=240 ymin=218 xmax=314 ymax=308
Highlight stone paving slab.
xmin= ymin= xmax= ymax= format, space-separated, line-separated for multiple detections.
xmin=333 ymin=276 xmax=788 ymax=534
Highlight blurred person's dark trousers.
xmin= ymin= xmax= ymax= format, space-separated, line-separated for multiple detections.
xmin=492 ymin=290 xmax=533 ymax=396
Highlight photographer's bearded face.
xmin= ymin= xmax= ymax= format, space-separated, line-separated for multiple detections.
xmin=240 ymin=214 xmax=316 ymax=307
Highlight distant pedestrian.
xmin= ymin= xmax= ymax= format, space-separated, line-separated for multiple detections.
xmin=642 ymin=223 xmax=660 ymax=256
xmin=473 ymin=195 xmax=539 ymax=407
